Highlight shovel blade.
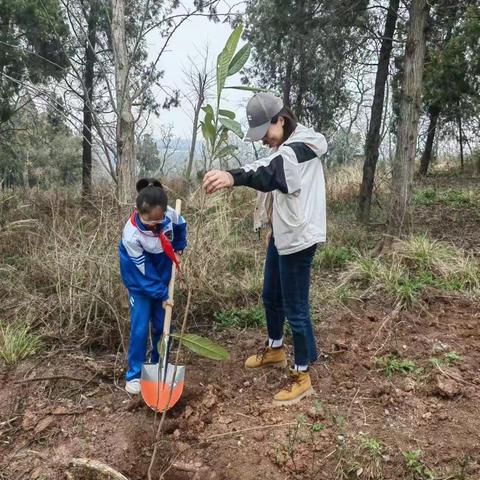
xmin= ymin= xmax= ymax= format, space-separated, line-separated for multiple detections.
xmin=141 ymin=363 xmax=185 ymax=412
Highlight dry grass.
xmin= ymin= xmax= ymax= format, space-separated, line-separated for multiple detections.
xmin=340 ymin=235 xmax=480 ymax=309
xmin=0 ymin=188 xmax=128 ymax=349
xmin=180 ymin=188 xmax=264 ymax=324
xmin=326 ymin=163 xmax=390 ymax=205
xmin=0 ymin=322 xmax=42 ymax=365
xmin=0 ymin=186 xmax=264 ymax=350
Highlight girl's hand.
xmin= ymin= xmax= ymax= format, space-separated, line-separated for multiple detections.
xmin=203 ymin=170 xmax=234 ymax=194
xmin=174 ymin=251 xmax=183 ymax=265
xmin=162 ymin=299 xmax=174 ymax=310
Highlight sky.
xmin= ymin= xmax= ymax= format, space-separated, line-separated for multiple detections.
xmin=146 ymin=0 xmax=251 ymax=139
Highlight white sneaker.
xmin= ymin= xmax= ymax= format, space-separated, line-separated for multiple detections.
xmin=125 ymin=378 xmax=141 ymax=395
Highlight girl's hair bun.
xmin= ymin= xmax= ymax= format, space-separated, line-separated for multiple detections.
xmin=136 ymin=178 xmax=163 ymax=193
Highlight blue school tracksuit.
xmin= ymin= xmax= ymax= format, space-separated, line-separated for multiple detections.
xmin=119 ymin=207 xmax=187 ymax=381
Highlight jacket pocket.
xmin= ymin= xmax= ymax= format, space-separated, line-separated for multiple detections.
xmin=274 ymin=193 xmax=303 ymax=232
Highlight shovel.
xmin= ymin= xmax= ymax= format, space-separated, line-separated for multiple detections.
xmin=141 ymin=199 xmax=185 ymax=412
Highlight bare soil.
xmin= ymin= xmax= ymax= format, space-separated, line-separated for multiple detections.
xmin=2 ymin=295 xmax=479 ymax=480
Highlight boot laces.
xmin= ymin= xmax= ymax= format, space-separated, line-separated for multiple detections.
xmin=255 ymin=344 xmax=270 ymax=361
xmin=279 ymin=372 xmax=302 ymax=392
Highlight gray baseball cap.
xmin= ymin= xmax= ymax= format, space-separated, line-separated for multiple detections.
xmin=244 ymin=93 xmax=283 ymax=142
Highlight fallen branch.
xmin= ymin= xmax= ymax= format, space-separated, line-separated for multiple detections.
xmin=0 ymin=416 xmax=20 ymax=428
xmin=69 ymin=458 xmax=130 ymax=480
xmin=15 ymin=375 xmax=88 ymax=384
xmin=436 ymin=365 xmax=479 ymax=389
xmin=204 ymin=422 xmax=299 ymax=441
xmin=171 ymin=461 xmax=209 ymax=472
xmin=368 ymin=306 xmax=400 ymax=348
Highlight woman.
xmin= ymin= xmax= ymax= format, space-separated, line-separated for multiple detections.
xmin=203 ymin=93 xmax=327 ymax=406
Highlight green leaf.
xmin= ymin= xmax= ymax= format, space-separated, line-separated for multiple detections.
xmin=171 ymin=333 xmax=230 ymax=361
xmin=205 ymin=113 xmax=216 ymax=147
xmin=224 ymin=85 xmax=272 ymax=93
xmin=219 ymin=117 xmax=244 ymax=139
xmin=201 ymin=104 xmax=214 ymax=116
xmin=216 ymin=145 xmax=238 ymax=159
xmin=218 ymin=127 xmax=229 ymax=148
xmin=200 ymin=121 xmax=208 ymax=140
xmin=217 ymin=24 xmax=244 ymax=104
xmin=228 ymin=43 xmax=251 ymax=76
xmin=219 ymin=109 xmax=236 ymax=119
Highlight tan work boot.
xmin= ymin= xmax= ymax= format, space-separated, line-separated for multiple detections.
xmin=273 ymin=369 xmax=314 ymax=406
xmin=244 ymin=344 xmax=287 ymax=369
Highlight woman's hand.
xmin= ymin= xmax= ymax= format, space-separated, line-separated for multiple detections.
xmin=265 ymin=230 xmax=272 ymax=249
xmin=203 ymin=170 xmax=234 ymax=194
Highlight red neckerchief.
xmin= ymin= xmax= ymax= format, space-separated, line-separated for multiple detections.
xmin=130 ymin=210 xmax=180 ymax=270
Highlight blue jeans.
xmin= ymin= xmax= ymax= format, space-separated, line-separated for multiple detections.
xmin=126 ymin=293 xmax=166 ymax=381
xmin=263 ymin=237 xmax=318 ymax=366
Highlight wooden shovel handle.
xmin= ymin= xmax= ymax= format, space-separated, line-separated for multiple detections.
xmin=163 ymin=198 xmax=181 ymax=335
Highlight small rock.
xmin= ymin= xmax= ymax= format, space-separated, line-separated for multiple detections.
xmin=336 ymin=435 xmax=345 ymax=443
xmin=436 ymin=376 xmax=461 ymax=399
xmin=403 ymin=378 xmax=415 ymax=392
xmin=333 ymin=340 xmax=348 ymax=351
xmin=253 ymin=431 xmax=265 ymax=442
xmin=243 ymin=380 xmax=251 ymax=387
xmin=384 ymin=409 xmax=390 ymax=416
xmin=52 ymin=406 xmax=69 ymax=415
xmin=438 ymin=411 xmax=448 ymax=421
xmin=163 ymin=418 xmax=180 ymax=434
xmin=433 ymin=341 xmax=450 ymax=353
xmin=173 ymin=429 xmax=181 ymax=439
xmin=184 ymin=405 xmax=194 ymax=419
xmin=219 ymin=416 xmax=233 ymax=424
xmin=422 ymin=412 xmax=432 ymax=420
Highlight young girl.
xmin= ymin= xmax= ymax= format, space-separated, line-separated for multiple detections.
xmin=119 ymin=178 xmax=187 ymax=394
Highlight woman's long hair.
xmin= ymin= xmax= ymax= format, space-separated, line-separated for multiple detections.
xmin=271 ymin=106 xmax=298 ymax=143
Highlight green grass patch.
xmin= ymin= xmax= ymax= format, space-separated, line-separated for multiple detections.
xmin=343 ymin=235 xmax=480 ymax=309
xmin=311 ymin=422 xmax=326 ymax=432
xmin=430 ymin=350 xmax=463 ymax=369
xmin=402 ymin=450 xmax=436 ymax=479
xmin=214 ymin=305 xmax=265 ymax=329
xmin=375 ymin=354 xmax=422 ymax=378
xmin=316 ymin=245 xmax=356 ymax=270
xmin=361 ymin=437 xmax=383 ymax=456
xmin=0 ymin=323 xmax=42 ymax=365
xmin=413 ymin=188 xmax=477 ymax=207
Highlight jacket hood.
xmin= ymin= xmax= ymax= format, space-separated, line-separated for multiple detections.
xmin=285 ymin=124 xmax=328 ymax=158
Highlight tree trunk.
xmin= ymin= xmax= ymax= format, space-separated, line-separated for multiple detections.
xmin=418 ymin=7 xmax=457 ymax=178
xmin=82 ymin=1 xmax=97 ymax=199
xmin=186 ymin=73 xmax=204 ymax=183
xmin=357 ymin=0 xmax=400 ymax=223
xmin=418 ymin=107 xmax=439 ymax=176
xmin=112 ymin=0 xmax=136 ymax=205
xmin=282 ymin=55 xmax=293 ymax=107
xmin=388 ymin=0 xmax=429 ymax=237
xmin=458 ymin=112 xmax=464 ymax=171
xmin=294 ymin=47 xmax=306 ymax=120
